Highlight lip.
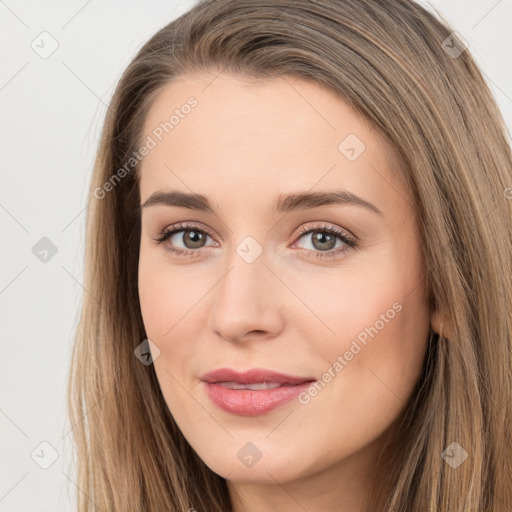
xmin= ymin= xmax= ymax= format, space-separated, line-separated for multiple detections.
xmin=201 ymin=368 xmax=316 ymax=416
xmin=201 ymin=368 xmax=316 ymax=385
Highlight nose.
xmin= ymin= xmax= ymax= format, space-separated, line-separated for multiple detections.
xmin=207 ymin=246 xmax=284 ymax=343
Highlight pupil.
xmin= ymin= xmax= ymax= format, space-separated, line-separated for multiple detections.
xmin=185 ymin=230 xmax=205 ymax=248
xmin=313 ymin=231 xmax=335 ymax=250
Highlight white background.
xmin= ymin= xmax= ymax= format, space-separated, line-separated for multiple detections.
xmin=1 ymin=1 xmax=511 ymax=510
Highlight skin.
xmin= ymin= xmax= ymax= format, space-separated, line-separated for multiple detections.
xmin=137 ymin=72 xmax=445 ymax=512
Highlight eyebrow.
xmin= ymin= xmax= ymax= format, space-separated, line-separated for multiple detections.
xmin=141 ymin=189 xmax=384 ymax=217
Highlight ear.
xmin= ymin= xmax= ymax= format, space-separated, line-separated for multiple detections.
xmin=430 ymin=309 xmax=451 ymax=339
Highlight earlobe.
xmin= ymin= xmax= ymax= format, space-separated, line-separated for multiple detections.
xmin=430 ymin=309 xmax=451 ymax=339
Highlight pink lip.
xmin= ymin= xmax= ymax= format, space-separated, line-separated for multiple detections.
xmin=201 ymin=368 xmax=316 ymax=416
xmin=201 ymin=368 xmax=316 ymax=385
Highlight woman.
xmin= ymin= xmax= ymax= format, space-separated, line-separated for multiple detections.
xmin=68 ymin=0 xmax=512 ymax=510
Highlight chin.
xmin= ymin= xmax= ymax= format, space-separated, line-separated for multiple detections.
xmin=199 ymin=443 xmax=313 ymax=483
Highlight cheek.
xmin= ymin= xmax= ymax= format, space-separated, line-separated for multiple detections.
xmin=286 ymin=294 xmax=429 ymax=474
xmin=138 ymin=248 xmax=203 ymax=339
xmin=318 ymin=237 xmax=429 ymax=369
xmin=307 ymin=278 xmax=421 ymax=405
xmin=138 ymin=262 xmax=169 ymax=341
xmin=283 ymin=261 xmax=408 ymax=349
xmin=137 ymin=251 xmax=214 ymax=390
xmin=137 ymin=257 xmax=199 ymax=413
xmin=296 ymin=250 xmax=429 ymax=430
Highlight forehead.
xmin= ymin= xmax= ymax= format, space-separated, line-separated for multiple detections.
xmin=141 ymin=71 xmax=376 ymax=156
xmin=138 ymin=72 xmax=409 ymax=217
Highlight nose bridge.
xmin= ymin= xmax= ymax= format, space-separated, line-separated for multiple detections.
xmin=219 ymin=237 xmax=269 ymax=314
xmin=208 ymin=235 xmax=282 ymax=341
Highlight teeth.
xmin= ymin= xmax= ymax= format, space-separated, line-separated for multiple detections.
xmin=217 ymin=381 xmax=283 ymax=390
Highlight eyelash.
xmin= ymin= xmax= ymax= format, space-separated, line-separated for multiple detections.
xmin=152 ymin=222 xmax=357 ymax=260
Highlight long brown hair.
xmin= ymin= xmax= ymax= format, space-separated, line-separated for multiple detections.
xmin=67 ymin=1 xmax=512 ymax=510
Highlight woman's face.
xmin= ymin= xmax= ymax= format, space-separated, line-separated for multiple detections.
xmin=138 ymin=72 xmax=435 ymax=495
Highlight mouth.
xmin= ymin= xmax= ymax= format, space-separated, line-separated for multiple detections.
xmin=200 ymin=368 xmax=317 ymax=416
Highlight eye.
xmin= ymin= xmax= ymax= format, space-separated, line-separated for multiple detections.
xmin=292 ymin=224 xmax=356 ymax=259
xmin=152 ymin=222 xmax=357 ymax=260
xmin=152 ymin=222 xmax=216 ymax=257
